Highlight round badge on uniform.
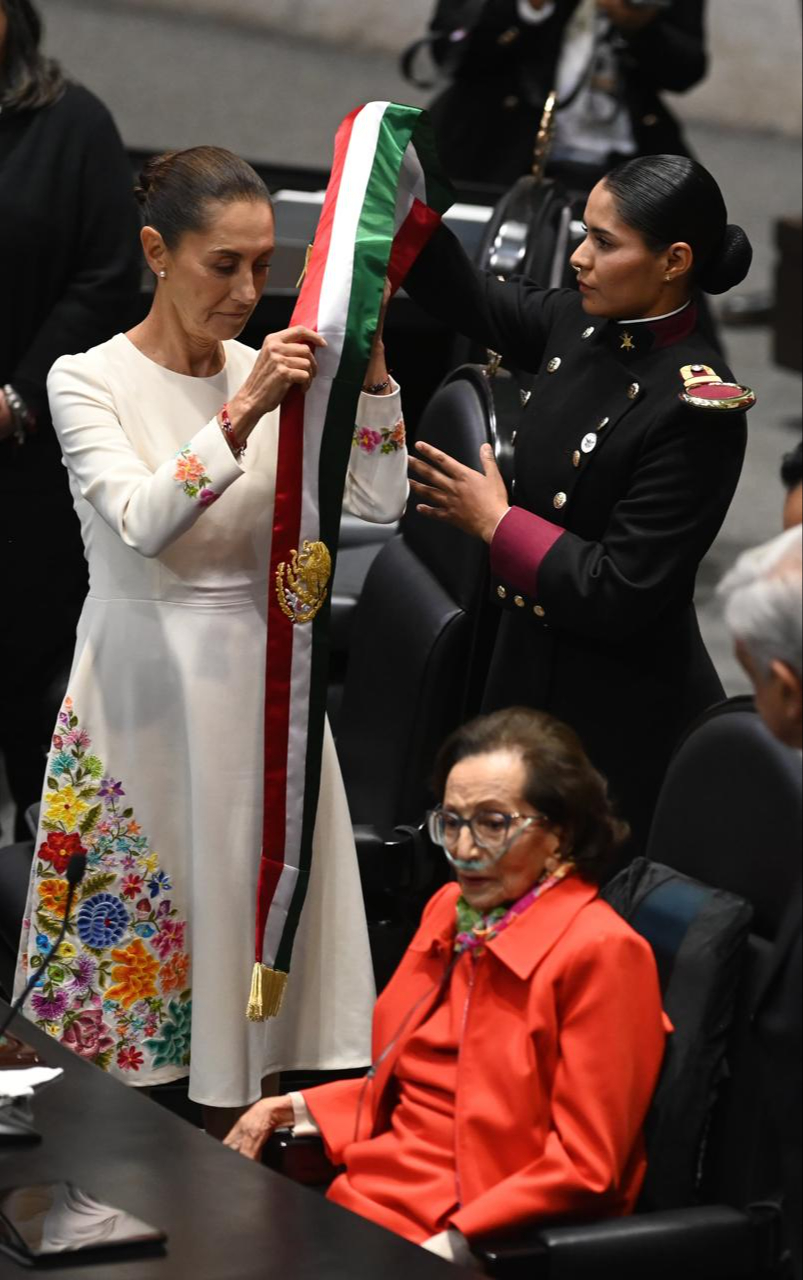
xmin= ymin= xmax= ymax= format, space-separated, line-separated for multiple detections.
xmin=581 ymin=433 xmax=597 ymax=454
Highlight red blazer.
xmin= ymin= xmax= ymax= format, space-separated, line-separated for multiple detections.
xmin=304 ymin=876 xmax=669 ymax=1242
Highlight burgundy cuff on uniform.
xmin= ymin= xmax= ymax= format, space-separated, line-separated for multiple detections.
xmin=490 ymin=507 xmax=565 ymax=596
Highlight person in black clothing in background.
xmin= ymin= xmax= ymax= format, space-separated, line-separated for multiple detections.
xmin=427 ymin=0 xmax=706 ymax=190
xmin=0 ymin=0 xmax=141 ymax=838
xmin=406 ymin=154 xmax=754 ymax=856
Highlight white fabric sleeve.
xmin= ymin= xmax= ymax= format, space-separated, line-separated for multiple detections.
xmin=48 ymin=356 xmax=244 ymax=559
xmin=421 ymin=1229 xmax=477 ymax=1266
xmin=288 ymin=1091 xmax=321 ymax=1137
xmin=517 ymin=0 xmax=556 ymax=23
xmin=344 ymin=380 xmax=408 ymax=523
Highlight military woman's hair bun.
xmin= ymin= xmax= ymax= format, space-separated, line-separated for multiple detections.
xmin=697 ymin=224 xmax=753 ymax=295
xmin=605 ymin=155 xmax=753 ymax=296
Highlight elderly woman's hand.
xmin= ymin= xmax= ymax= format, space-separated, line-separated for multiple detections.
xmin=223 ymin=1095 xmax=295 ymax=1161
xmin=597 ymin=0 xmax=662 ymax=31
xmin=409 ymin=441 xmax=509 ymax=542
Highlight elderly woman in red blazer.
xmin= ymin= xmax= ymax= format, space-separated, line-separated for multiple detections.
xmin=225 ymin=708 xmax=669 ymax=1267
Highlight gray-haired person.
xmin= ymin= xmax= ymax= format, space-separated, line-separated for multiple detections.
xmin=718 ymin=523 xmax=802 ymax=1280
xmin=718 ymin=525 xmax=803 ymax=750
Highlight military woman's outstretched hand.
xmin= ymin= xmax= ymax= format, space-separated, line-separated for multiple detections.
xmin=409 ymin=441 xmax=510 ymax=542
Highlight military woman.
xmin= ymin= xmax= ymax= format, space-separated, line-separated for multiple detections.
xmin=406 ymin=154 xmax=754 ymax=853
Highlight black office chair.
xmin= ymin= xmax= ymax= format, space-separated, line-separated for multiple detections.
xmin=337 ymin=364 xmax=499 ymax=831
xmin=333 ymin=365 xmax=508 ymax=987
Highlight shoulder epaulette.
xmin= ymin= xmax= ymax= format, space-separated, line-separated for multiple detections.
xmin=678 ymin=363 xmax=756 ymax=412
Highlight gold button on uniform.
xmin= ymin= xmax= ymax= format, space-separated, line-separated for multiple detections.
xmin=627 ymin=383 xmax=640 ymax=400
xmin=497 ymin=585 xmax=507 ymax=600
xmin=514 ymin=595 xmax=525 ymax=608
xmin=511 ymin=430 xmax=518 ymax=445
xmin=547 ymin=357 xmax=562 ymax=373
xmin=553 ymin=492 xmax=567 ymax=510
xmin=582 ymin=327 xmax=595 ymax=339
xmin=534 ymin=605 xmax=546 ymax=618
xmin=520 ymin=390 xmax=532 ymax=408
xmin=573 ymin=450 xmax=582 ymax=468
xmin=598 ymin=416 xmax=610 ymax=430
xmin=581 ymin=433 xmax=598 ymax=454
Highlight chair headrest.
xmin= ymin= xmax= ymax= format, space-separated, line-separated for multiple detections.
xmin=402 ymin=368 xmax=493 ymax=611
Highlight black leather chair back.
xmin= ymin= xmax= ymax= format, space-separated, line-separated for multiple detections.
xmin=646 ymin=697 xmax=802 ymax=940
xmin=337 ymin=368 xmax=494 ymax=831
xmin=645 ymin=697 xmax=802 ymax=1212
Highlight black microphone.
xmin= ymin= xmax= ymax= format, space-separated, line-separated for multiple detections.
xmin=0 ymin=853 xmax=87 ymax=1043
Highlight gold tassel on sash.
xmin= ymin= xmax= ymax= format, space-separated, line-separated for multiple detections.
xmin=246 ymin=962 xmax=289 ymax=1021
xmin=295 ymin=242 xmax=314 ymax=290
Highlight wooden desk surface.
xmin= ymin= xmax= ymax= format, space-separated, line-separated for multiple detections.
xmin=0 ymin=1008 xmax=475 ymax=1279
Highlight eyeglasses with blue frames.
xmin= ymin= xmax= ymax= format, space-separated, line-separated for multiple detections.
xmin=426 ymin=805 xmax=549 ymax=869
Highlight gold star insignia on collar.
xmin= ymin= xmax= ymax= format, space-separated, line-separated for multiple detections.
xmin=620 ymin=331 xmax=635 ymax=352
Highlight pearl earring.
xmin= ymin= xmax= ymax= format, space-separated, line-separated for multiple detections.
xmin=158 ymin=270 xmax=166 ymax=279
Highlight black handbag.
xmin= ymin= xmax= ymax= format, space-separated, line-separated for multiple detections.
xmin=400 ymin=0 xmax=491 ymax=89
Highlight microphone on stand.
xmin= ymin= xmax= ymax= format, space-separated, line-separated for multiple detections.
xmin=0 ymin=853 xmax=87 ymax=1043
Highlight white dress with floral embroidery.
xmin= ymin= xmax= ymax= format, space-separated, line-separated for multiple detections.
xmin=13 ymin=333 xmax=407 ymax=1107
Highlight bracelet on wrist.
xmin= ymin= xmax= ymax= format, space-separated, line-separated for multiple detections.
xmin=362 ymin=375 xmax=392 ymax=395
xmin=2 ymin=384 xmax=34 ymax=446
xmin=218 ymin=403 xmax=247 ymax=459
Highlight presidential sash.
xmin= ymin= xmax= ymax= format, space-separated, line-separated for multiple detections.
xmin=248 ymin=103 xmax=452 ymax=1019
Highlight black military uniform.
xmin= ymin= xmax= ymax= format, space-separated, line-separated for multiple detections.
xmin=406 ymin=227 xmax=754 ymax=853
xmin=427 ymin=0 xmax=706 ymax=187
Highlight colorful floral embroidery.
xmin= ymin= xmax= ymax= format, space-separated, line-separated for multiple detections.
xmin=173 ymin=446 xmax=219 ymax=506
xmin=18 ymin=697 xmax=192 ymax=1079
xmin=352 ymin=417 xmax=406 ymax=456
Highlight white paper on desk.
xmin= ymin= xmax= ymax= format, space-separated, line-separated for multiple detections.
xmin=0 ymin=1067 xmax=63 ymax=1102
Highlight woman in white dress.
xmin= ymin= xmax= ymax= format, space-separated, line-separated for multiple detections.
xmin=13 ymin=146 xmax=408 ymax=1136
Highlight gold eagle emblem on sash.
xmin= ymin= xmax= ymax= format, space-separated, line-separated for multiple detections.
xmin=276 ymin=540 xmax=332 ymax=625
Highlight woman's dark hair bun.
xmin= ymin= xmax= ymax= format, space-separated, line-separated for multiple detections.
xmin=135 ymin=146 xmax=271 ymax=249
xmin=697 ymin=224 xmax=753 ymax=295
xmin=604 ymin=155 xmax=754 ymax=297
xmin=134 ymin=152 xmax=179 ymax=210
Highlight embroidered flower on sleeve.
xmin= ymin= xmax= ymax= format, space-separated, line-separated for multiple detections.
xmin=352 ymin=419 xmax=406 ymax=457
xmin=354 ymin=427 xmax=383 ymax=455
xmin=173 ymin=446 xmax=219 ymax=505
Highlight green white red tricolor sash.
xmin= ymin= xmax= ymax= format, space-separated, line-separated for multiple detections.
xmin=248 ymin=103 xmax=452 ymax=1020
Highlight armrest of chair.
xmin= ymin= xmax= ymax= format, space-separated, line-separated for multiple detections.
xmin=262 ymin=1130 xmax=338 ymax=1188
xmin=476 ymin=1204 xmax=783 ymax=1280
